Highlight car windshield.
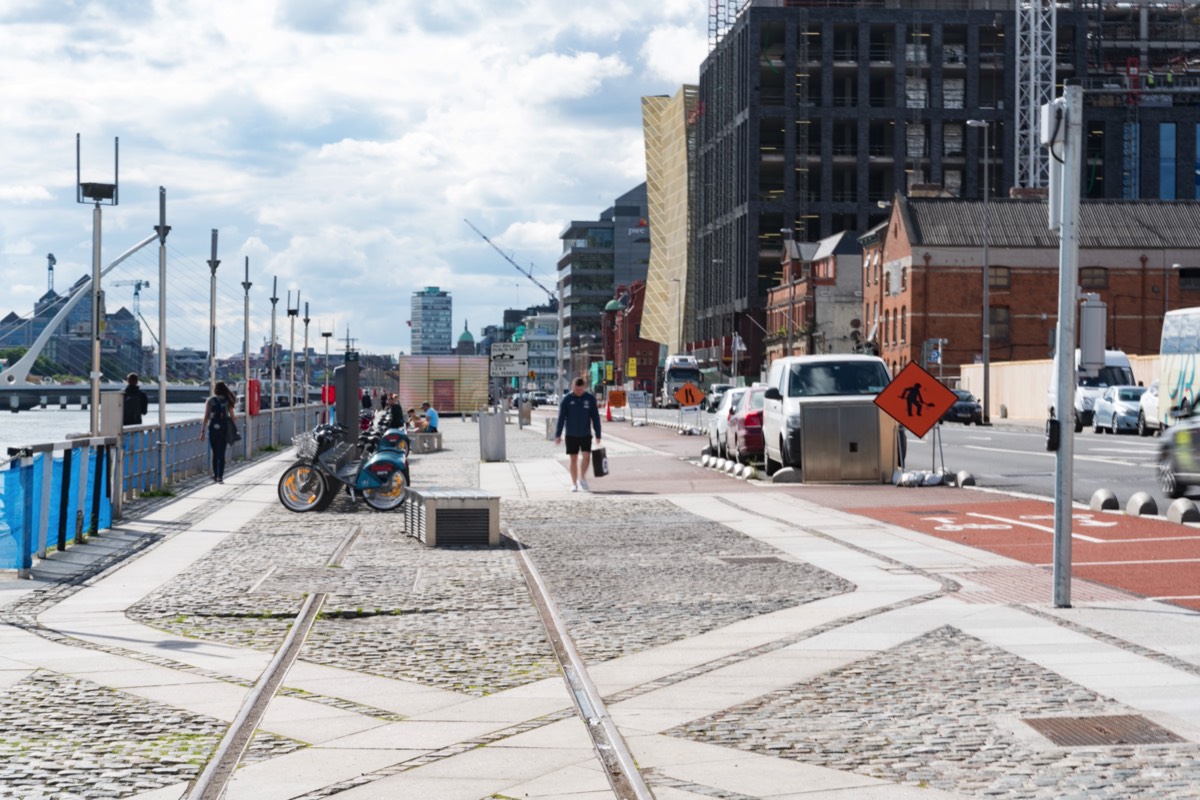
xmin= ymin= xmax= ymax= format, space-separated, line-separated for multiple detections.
xmin=787 ymin=361 xmax=890 ymax=397
xmin=1117 ymin=387 xmax=1146 ymax=402
xmin=954 ymin=390 xmax=976 ymax=402
xmin=1079 ymin=366 xmax=1135 ymax=388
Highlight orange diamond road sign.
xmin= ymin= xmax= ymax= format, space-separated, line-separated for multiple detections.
xmin=674 ymin=382 xmax=704 ymax=407
xmin=608 ymin=390 xmax=627 ymax=408
xmin=874 ymin=362 xmax=957 ymax=438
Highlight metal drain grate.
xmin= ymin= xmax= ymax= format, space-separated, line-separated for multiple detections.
xmin=1023 ymin=715 xmax=1186 ymax=746
xmin=718 ymin=556 xmax=785 ymax=565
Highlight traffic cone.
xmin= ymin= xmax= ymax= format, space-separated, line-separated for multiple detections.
xmin=606 ymin=403 xmax=613 ymax=422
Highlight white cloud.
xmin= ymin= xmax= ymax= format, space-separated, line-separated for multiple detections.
xmin=0 ymin=1 xmax=708 ymax=357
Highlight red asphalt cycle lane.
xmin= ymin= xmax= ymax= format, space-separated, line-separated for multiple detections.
xmin=856 ymin=497 xmax=1200 ymax=611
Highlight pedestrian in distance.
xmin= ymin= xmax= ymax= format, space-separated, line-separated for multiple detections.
xmin=421 ymin=401 xmax=439 ymax=433
xmin=200 ymin=381 xmax=238 ymax=484
xmin=361 ymin=389 xmax=373 ymax=410
xmin=554 ymin=376 xmax=601 ymax=492
xmin=122 ymin=372 xmax=149 ymax=426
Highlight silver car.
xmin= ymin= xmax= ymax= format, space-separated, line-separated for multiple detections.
xmin=706 ymin=387 xmax=746 ymax=459
xmin=1138 ymin=380 xmax=1163 ymax=436
xmin=1092 ymin=385 xmax=1146 ymax=434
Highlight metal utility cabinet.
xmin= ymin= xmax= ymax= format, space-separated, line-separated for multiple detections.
xmin=799 ymin=402 xmax=900 ymax=483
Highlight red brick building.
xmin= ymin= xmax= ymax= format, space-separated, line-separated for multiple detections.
xmin=860 ymin=197 xmax=1200 ymax=379
xmin=603 ymin=281 xmax=659 ymax=392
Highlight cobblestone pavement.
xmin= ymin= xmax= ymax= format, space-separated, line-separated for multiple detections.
xmin=501 ymin=497 xmax=854 ymax=664
xmin=7 ymin=417 xmax=1200 ymax=799
xmin=673 ymin=625 xmax=1200 ymax=799
xmin=0 ymin=670 xmax=301 ymax=800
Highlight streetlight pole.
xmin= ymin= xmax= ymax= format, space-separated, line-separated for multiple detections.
xmin=76 ymin=135 xmax=119 ymax=436
xmin=287 ymin=290 xmax=299 ymax=435
xmin=268 ymin=277 xmax=279 ymax=443
xmin=154 ymin=188 xmax=170 ymax=484
xmin=207 ymin=229 xmax=220 ymax=394
xmin=968 ymin=119 xmax=992 ymax=424
xmin=322 ymin=328 xmax=332 ymax=423
xmin=241 ymin=258 xmax=252 ymax=460
xmin=302 ymin=302 xmax=311 ymax=407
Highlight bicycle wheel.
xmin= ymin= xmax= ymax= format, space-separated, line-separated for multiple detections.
xmin=362 ymin=470 xmax=407 ymax=511
xmin=278 ymin=463 xmax=326 ymax=512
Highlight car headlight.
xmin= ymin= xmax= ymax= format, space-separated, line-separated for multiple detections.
xmin=1081 ymin=397 xmax=1095 ymax=410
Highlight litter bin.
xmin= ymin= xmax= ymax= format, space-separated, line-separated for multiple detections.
xmin=479 ymin=409 xmax=507 ymax=462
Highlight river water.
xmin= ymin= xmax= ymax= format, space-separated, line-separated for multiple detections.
xmin=0 ymin=403 xmax=208 ymax=457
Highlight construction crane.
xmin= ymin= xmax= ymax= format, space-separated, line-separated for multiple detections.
xmin=111 ymin=279 xmax=151 ymax=315
xmin=464 ymin=219 xmax=557 ymax=309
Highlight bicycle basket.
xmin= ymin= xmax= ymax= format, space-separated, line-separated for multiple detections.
xmin=293 ymin=432 xmax=318 ymax=460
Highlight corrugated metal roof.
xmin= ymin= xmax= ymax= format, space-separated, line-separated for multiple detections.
xmin=902 ymin=198 xmax=1200 ymax=249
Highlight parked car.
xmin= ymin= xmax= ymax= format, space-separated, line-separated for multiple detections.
xmin=531 ymin=390 xmax=550 ymax=407
xmin=1092 ymin=385 xmax=1146 ymax=434
xmin=1159 ymin=409 xmax=1200 ymax=497
xmin=1138 ymin=380 xmax=1163 ymax=437
xmin=942 ymin=389 xmax=983 ymax=425
xmin=762 ymin=354 xmax=900 ymax=479
xmin=703 ymin=383 xmax=734 ymax=412
xmin=725 ymin=386 xmax=766 ymax=463
xmin=706 ymin=387 xmax=747 ymax=459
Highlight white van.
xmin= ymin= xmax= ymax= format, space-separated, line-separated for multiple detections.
xmin=762 ymin=354 xmax=895 ymax=478
xmin=1047 ymin=348 xmax=1135 ymax=432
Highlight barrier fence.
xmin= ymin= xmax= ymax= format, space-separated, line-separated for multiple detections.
xmin=1 ymin=403 xmax=327 ymax=575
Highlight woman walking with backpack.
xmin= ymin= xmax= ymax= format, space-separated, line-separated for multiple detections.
xmin=201 ymin=381 xmax=238 ymax=484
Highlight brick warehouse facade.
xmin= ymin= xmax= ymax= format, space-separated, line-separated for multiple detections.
xmin=862 ymin=197 xmax=1200 ymax=379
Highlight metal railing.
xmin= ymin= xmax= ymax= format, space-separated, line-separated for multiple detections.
xmin=2 ymin=403 xmax=329 ymax=575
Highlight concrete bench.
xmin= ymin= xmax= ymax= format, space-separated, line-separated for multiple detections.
xmin=411 ymin=432 xmax=443 ymax=453
xmin=404 ymin=487 xmax=499 ymax=547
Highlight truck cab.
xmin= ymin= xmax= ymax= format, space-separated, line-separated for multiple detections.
xmin=660 ymin=354 xmax=702 ymax=408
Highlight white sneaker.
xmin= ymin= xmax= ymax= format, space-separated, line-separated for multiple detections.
xmin=578 ymin=478 xmax=590 ymax=491
xmin=570 ymin=483 xmax=579 ymax=492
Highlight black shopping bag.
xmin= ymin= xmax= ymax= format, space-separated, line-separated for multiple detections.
xmin=592 ymin=447 xmax=609 ymax=478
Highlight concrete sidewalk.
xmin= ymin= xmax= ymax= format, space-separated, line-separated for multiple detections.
xmin=1 ymin=413 xmax=1199 ymax=799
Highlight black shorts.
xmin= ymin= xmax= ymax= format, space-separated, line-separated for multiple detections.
xmin=565 ymin=435 xmax=592 ymax=455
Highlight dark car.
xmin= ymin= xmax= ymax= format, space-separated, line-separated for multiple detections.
xmin=1159 ymin=411 xmax=1200 ymax=497
xmin=725 ymin=387 xmax=766 ymax=464
xmin=942 ymin=389 xmax=983 ymax=425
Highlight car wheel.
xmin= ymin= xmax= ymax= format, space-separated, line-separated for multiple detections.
xmin=1138 ymin=411 xmax=1149 ymax=437
xmin=764 ymin=447 xmax=780 ymax=475
xmin=1111 ymin=414 xmax=1120 ymax=435
xmin=1074 ymin=413 xmax=1084 ymax=434
xmin=1159 ymin=453 xmax=1184 ymax=499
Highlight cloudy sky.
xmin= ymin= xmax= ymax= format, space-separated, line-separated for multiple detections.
xmin=0 ymin=0 xmax=707 ymax=359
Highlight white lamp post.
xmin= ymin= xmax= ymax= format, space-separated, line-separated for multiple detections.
xmin=968 ymin=119 xmax=992 ymax=424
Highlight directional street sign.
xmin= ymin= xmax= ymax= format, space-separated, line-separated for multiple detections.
xmin=874 ymin=362 xmax=957 ymax=438
xmin=490 ymin=342 xmax=529 ymax=377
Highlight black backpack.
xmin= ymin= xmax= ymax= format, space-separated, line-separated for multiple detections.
xmin=209 ymin=396 xmax=228 ymax=430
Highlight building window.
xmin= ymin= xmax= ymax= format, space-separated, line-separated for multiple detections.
xmin=1079 ymin=267 xmax=1108 ymax=289
xmin=891 ymin=309 xmax=898 ymax=343
xmin=883 ymin=310 xmax=890 ymax=344
xmin=988 ymin=266 xmax=1011 ymax=290
xmin=901 ymin=306 xmax=907 ymax=342
xmin=1162 ymin=123 xmax=1177 ymax=200
xmin=1180 ymin=268 xmax=1200 ymax=290
xmin=990 ymin=306 xmax=1011 ymax=344
xmin=901 ymin=266 xmax=907 ymax=290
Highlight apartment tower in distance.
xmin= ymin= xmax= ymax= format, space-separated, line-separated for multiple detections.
xmin=693 ymin=0 xmax=1200 ymax=378
xmin=410 ymin=286 xmax=453 ymax=355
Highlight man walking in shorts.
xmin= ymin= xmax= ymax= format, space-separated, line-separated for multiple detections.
xmin=554 ymin=377 xmax=602 ymax=492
